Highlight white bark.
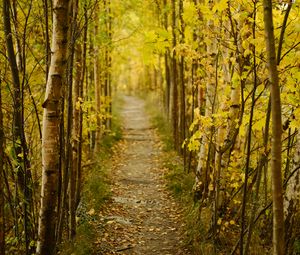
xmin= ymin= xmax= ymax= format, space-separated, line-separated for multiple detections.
xmin=37 ymin=0 xmax=69 ymax=254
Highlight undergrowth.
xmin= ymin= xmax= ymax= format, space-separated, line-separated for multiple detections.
xmin=60 ymin=95 xmax=123 ymax=255
xmin=163 ymin=153 xmax=215 ymax=254
xmin=143 ymin=92 xmax=173 ymax=151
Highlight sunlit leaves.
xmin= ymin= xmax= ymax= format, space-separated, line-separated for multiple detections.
xmin=182 ymin=2 xmax=198 ymax=25
xmin=212 ymin=0 xmax=228 ymax=13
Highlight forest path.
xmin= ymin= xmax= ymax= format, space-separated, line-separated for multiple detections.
xmin=96 ymin=95 xmax=190 ymax=255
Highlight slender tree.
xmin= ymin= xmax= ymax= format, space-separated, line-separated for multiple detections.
xmin=3 ymin=1 xmax=33 ymax=253
xmin=0 ymin=75 xmax=5 ymax=255
xmin=75 ymin=3 xmax=88 ymax=207
xmin=66 ymin=0 xmax=79 ymax=240
xmin=179 ymin=0 xmax=186 ymax=161
xmin=43 ymin=0 xmax=51 ymax=80
xmin=3 ymin=0 xmax=31 ymax=198
xmin=36 ymin=0 xmax=70 ymax=254
xmin=263 ymin=0 xmax=285 ymax=254
xmin=163 ymin=0 xmax=171 ymax=119
xmin=94 ymin=5 xmax=101 ymax=151
xmin=171 ymin=0 xmax=178 ymax=150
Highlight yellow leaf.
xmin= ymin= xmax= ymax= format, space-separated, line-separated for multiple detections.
xmin=87 ymin=208 xmax=95 ymax=215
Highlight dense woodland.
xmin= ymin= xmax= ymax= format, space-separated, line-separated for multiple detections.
xmin=0 ymin=0 xmax=299 ymax=254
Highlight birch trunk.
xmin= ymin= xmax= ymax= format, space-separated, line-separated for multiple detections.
xmin=194 ymin=10 xmax=217 ymax=201
xmin=0 ymin=77 xmax=5 ymax=255
xmin=36 ymin=0 xmax=69 ymax=254
xmin=263 ymin=0 xmax=285 ymax=254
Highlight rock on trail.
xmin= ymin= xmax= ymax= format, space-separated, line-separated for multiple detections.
xmin=96 ymin=95 xmax=191 ymax=255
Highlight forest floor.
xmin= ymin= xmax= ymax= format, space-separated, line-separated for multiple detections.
xmin=94 ymin=95 xmax=191 ymax=255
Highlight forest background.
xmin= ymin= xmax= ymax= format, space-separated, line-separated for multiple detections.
xmin=0 ymin=0 xmax=299 ymax=254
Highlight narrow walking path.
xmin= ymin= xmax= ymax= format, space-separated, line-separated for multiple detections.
xmin=96 ymin=96 xmax=190 ymax=254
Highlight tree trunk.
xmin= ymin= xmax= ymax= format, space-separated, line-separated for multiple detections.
xmin=0 ymin=76 xmax=5 ymax=255
xmin=171 ymin=0 xmax=178 ymax=150
xmin=3 ymin=0 xmax=30 ymax=199
xmin=36 ymin=0 xmax=70 ymax=254
xmin=43 ymin=0 xmax=51 ymax=81
xmin=179 ymin=0 xmax=186 ymax=160
xmin=263 ymin=0 xmax=285 ymax=254
xmin=75 ymin=3 xmax=88 ymax=207
xmin=194 ymin=10 xmax=217 ymax=202
xmin=67 ymin=0 xmax=79 ymax=240
xmin=105 ymin=0 xmax=112 ymax=130
xmin=94 ymin=5 xmax=101 ymax=152
xmin=284 ymin=129 xmax=300 ymax=254
xmin=162 ymin=0 xmax=171 ymax=119
xmin=70 ymin=42 xmax=81 ymax=240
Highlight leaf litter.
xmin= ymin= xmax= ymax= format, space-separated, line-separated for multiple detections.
xmin=93 ymin=96 xmax=191 ymax=255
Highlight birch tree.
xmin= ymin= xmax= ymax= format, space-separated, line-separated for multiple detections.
xmin=0 ymin=75 xmax=5 ymax=255
xmin=36 ymin=0 xmax=70 ymax=254
xmin=263 ymin=0 xmax=285 ymax=254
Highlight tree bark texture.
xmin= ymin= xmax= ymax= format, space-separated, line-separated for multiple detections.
xmin=67 ymin=0 xmax=79 ymax=240
xmin=0 ymin=77 xmax=5 ymax=255
xmin=171 ymin=0 xmax=178 ymax=150
xmin=163 ymin=0 xmax=171 ymax=119
xmin=263 ymin=0 xmax=285 ymax=254
xmin=75 ymin=4 xmax=88 ymax=207
xmin=36 ymin=0 xmax=70 ymax=254
xmin=70 ymin=41 xmax=81 ymax=240
xmin=194 ymin=16 xmax=217 ymax=202
xmin=94 ymin=6 xmax=101 ymax=152
xmin=179 ymin=0 xmax=186 ymax=159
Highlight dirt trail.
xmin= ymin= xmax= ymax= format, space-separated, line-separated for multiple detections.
xmin=96 ymin=96 xmax=190 ymax=255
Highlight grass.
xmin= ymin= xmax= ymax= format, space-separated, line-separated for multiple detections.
xmin=61 ymin=222 xmax=96 ymax=255
xmin=143 ymin=92 xmax=174 ymax=152
xmin=162 ymin=156 xmax=215 ymax=254
xmin=60 ymin=161 xmax=109 ymax=255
